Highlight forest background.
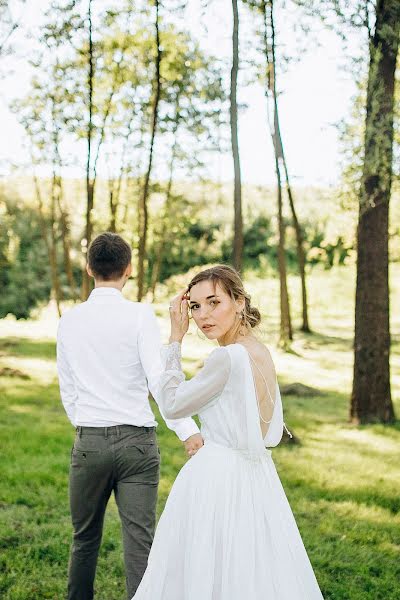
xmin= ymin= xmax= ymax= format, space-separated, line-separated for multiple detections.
xmin=0 ymin=0 xmax=399 ymax=599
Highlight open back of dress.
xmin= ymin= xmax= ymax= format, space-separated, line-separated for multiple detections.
xmin=236 ymin=343 xmax=286 ymax=449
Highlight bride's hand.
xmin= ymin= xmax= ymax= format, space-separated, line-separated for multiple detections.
xmin=168 ymin=289 xmax=190 ymax=343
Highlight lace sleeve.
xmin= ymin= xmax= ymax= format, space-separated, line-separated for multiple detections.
xmin=158 ymin=346 xmax=231 ymax=419
xmin=161 ymin=341 xmax=182 ymax=372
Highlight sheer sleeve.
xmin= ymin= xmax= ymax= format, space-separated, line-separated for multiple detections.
xmin=159 ymin=343 xmax=231 ymax=419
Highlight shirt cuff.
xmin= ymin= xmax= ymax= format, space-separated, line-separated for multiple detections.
xmin=169 ymin=417 xmax=201 ymax=441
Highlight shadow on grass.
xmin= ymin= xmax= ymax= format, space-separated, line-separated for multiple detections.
xmin=286 ymin=474 xmax=400 ymax=515
xmin=0 ymin=337 xmax=56 ymax=361
xmin=300 ymin=328 xmax=353 ymax=349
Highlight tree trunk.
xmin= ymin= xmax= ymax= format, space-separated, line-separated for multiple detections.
xmin=33 ymin=171 xmax=62 ymax=314
xmin=57 ymin=191 xmax=77 ymax=297
xmin=82 ymin=0 xmax=94 ymax=300
xmin=276 ymin=151 xmax=293 ymax=346
xmin=32 ymin=172 xmax=50 ymax=256
xmin=137 ymin=0 xmax=161 ymax=301
xmin=50 ymin=174 xmax=62 ymax=317
xmin=281 ymin=156 xmax=310 ymax=332
xmin=351 ymin=0 xmax=399 ymax=424
xmin=150 ymin=147 xmax=177 ymax=299
xmin=109 ymin=187 xmax=117 ymax=232
xmin=262 ymin=0 xmax=293 ymax=346
xmin=231 ymin=0 xmax=243 ymax=272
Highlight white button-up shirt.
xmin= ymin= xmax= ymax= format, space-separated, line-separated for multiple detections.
xmin=56 ymin=287 xmax=199 ymax=441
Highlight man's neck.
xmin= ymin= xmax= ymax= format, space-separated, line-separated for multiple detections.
xmin=94 ymin=280 xmax=124 ymax=291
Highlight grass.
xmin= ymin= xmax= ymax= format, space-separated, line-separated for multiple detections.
xmin=0 ymin=264 xmax=399 ymax=599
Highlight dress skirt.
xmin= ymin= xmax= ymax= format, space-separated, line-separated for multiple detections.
xmin=133 ymin=440 xmax=324 ymax=600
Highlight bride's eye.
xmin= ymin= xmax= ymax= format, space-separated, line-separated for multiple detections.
xmin=210 ymin=300 xmax=219 ymax=307
xmin=190 ymin=304 xmax=200 ymax=311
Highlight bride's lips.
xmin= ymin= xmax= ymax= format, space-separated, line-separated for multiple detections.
xmin=202 ymin=324 xmax=215 ymax=331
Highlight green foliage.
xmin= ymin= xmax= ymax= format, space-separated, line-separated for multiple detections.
xmin=0 ymin=198 xmax=51 ymax=319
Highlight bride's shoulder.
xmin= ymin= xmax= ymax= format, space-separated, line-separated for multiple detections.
xmin=240 ymin=339 xmax=276 ymax=367
xmin=203 ymin=346 xmax=231 ymax=368
xmin=202 ymin=346 xmax=231 ymax=376
xmin=207 ymin=345 xmax=230 ymax=361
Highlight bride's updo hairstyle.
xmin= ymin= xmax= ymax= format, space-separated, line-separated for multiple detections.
xmin=187 ymin=265 xmax=261 ymax=332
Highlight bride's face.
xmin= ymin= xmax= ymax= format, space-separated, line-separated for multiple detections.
xmin=189 ymin=280 xmax=243 ymax=342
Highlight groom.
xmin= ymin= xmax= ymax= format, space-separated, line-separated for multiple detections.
xmin=56 ymin=232 xmax=203 ymax=600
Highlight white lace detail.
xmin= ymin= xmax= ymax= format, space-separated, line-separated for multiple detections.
xmin=162 ymin=342 xmax=182 ymax=372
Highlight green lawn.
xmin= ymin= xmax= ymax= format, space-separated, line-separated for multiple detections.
xmin=0 ymin=265 xmax=399 ymax=599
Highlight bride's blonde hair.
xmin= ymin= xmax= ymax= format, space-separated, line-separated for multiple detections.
xmin=187 ymin=265 xmax=261 ymax=335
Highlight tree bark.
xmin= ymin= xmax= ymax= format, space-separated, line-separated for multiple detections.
xmin=281 ymin=155 xmax=310 ymax=332
xmin=351 ymin=0 xmax=399 ymax=424
xmin=137 ymin=0 xmax=162 ymax=301
xmin=276 ymin=150 xmax=293 ymax=346
xmin=231 ymin=0 xmax=243 ymax=272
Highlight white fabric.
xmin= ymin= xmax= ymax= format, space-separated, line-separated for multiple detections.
xmin=133 ymin=342 xmax=324 ymax=600
xmin=56 ymin=287 xmax=199 ymax=441
xmin=160 ymin=342 xmax=231 ymax=419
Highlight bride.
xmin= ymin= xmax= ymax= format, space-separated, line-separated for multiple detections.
xmin=133 ymin=265 xmax=324 ymax=600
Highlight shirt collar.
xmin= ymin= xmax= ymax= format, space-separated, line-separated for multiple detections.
xmin=88 ymin=287 xmax=123 ymax=299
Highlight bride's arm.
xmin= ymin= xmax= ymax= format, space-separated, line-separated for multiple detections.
xmin=159 ymin=342 xmax=231 ymax=419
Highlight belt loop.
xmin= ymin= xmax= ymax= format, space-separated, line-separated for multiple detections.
xmin=117 ymin=425 xmax=121 ymax=437
xmin=104 ymin=427 xmax=108 ymax=439
xmin=79 ymin=426 xmax=82 ymax=438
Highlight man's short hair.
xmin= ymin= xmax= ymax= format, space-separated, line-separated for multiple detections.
xmin=88 ymin=233 xmax=132 ymax=281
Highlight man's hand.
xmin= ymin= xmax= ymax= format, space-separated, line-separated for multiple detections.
xmin=184 ymin=433 xmax=204 ymax=457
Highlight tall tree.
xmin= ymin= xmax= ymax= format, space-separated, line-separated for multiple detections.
xmin=231 ymin=0 xmax=243 ymax=272
xmin=262 ymin=0 xmax=293 ymax=345
xmin=351 ymin=0 xmax=399 ymax=424
xmin=137 ymin=0 xmax=162 ymax=301
xmin=82 ymin=0 xmax=95 ymax=300
xmin=281 ymin=154 xmax=310 ymax=332
xmin=13 ymin=2 xmax=82 ymax=312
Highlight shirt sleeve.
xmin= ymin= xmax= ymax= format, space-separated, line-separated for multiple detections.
xmin=137 ymin=305 xmax=200 ymax=441
xmin=56 ymin=320 xmax=78 ymax=427
xmin=158 ymin=342 xmax=231 ymax=419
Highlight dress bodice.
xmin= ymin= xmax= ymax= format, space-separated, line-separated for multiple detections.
xmin=159 ymin=343 xmax=286 ymax=450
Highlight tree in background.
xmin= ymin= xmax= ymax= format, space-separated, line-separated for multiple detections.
xmin=13 ymin=2 xmax=82 ymax=314
xmin=231 ymin=0 xmax=244 ymax=272
xmin=0 ymin=197 xmax=52 ymax=319
xmin=351 ymin=0 xmax=399 ymax=423
xmin=149 ymin=34 xmax=225 ymax=299
xmin=296 ymin=0 xmax=399 ymax=420
xmin=137 ymin=0 xmax=162 ymax=301
xmin=261 ymin=0 xmax=293 ymax=346
xmin=81 ymin=0 xmax=95 ymax=299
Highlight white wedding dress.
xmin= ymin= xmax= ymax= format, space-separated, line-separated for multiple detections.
xmin=132 ymin=342 xmax=324 ymax=600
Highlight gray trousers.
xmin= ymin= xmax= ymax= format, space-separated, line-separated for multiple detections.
xmin=68 ymin=425 xmax=160 ymax=600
